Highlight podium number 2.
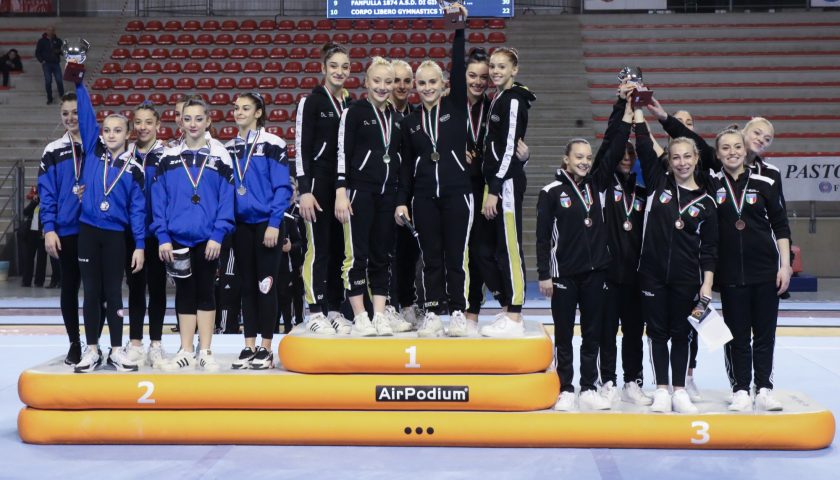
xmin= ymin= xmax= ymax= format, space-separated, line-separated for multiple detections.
xmin=405 ymin=346 xmax=421 ymax=369
xmin=691 ymin=421 xmax=710 ymax=445
xmin=137 ymin=381 xmax=156 ymax=404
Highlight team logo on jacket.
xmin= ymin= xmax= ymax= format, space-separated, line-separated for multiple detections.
xmin=746 ymin=193 xmax=758 ymax=205
xmin=254 ymin=144 xmax=265 ymax=156
xmin=634 ymin=198 xmax=644 ymax=211
xmin=560 ymin=193 xmax=572 ymax=208
xmin=688 ymin=206 xmax=700 ymax=218
xmin=258 ymin=276 xmax=274 ymax=294
xmin=490 ymin=114 xmax=500 ymax=122
xmin=613 ymin=189 xmax=623 ymax=202
xmin=440 ymin=114 xmax=451 ymax=123
xmin=716 ymin=187 xmax=727 ymax=204
xmin=659 ymin=190 xmax=672 ymax=204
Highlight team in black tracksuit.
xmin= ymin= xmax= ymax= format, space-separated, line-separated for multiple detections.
xmin=710 ymin=167 xmax=790 ymax=394
xmin=337 ymin=96 xmax=403 ymax=299
xmin=398 ymin=28 xmax=472 ymax=317
xmin=277 ymin=207 xmax=305 ymax=333
xmin=295 ymin=85 xmax=348 ymax=316
xmin=483 ymin=82 xmax=536 ymax=314
xmin=594 ymin=98 xmax=648 ymax=389
xmin=635 ymin=122 xmax=718 ymax=391
xmin=536 ymin=126 xmax=626 ymax=396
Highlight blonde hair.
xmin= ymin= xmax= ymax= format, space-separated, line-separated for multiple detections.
xmin=416 ymin=59 xmax=444 ymax=82
xmin=491 ymin=47 xmax=519 ymax=67
xmin=668 ymin=137 xmax=699 ymax=158
xmin=391 ymin=59 xmax=412 ymax=75
xmin=366 ymin=56 xmax=394 ymax=77
xmin=743 ymin=117 xmax=775 ymax=137
xmin=564 ymin=138 xmax=591 ymax=156
xmin=103 ymin=113 xmax=131 ymax=130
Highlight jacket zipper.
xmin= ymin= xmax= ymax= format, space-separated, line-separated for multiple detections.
xmin=358 ymin=150 xmax=371 ymax=170
xmin=313 ymin=141 xmax=327 ymax=161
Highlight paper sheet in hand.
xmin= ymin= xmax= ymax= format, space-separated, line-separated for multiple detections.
xmin=687 ymin=305 xmax=733 ymax=351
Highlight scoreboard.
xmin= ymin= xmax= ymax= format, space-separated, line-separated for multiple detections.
xmin=326 ymin=1 xmax=514 ymax=19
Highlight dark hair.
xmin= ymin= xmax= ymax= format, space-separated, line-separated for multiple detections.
xmin=134 ymin=101 xmax=160 ymax=121
xmin=321 ymin=42 xmax=348 ymax=64
xmin=237 ymin=92 xmax=266 ymax=128
xmin=60 ymin=92 xmax=77 ymax=105
xmin=182 ymin=96 xmax=208 ymax=116
xmin=466 ymin=47 xmax=488 ymax=67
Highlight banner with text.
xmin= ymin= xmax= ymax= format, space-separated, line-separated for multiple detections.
xmin=811 ymin=0 xmax=840 ymax=7
xmin=0 ymin=0 xmax=53 ymax=13
xmin=768 ymin=156 xmax=840 ymax=202
xmin=584 ymin=0 xmax=666 ymax=10
xmin=327 ymin=0 xmax=514 ymax=19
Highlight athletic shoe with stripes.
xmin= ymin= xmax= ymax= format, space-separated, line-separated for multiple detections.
xmin=372 ymin=312 xmax=394 ymax=336
xmin=162 ymin=349 xmax=196 ymax=371
xmin=73 ymin=346 xmax=102 ymax=373
xmin=108 ymin=346 xmax=140 ymax=372
xmin=250 ymin=346 xmax=274 ymax=370
xmin=197 ymin=349 xmax=220 ymax=371
xmin=307 ymin=312 xmax=337 ymax=335
xmin=327 ymin=311 xmax=352 ymax=335
xmin=385 ymin=305 xmax=412 ymax=333
xmin=231 ymin=347 xmax=256 ymax=370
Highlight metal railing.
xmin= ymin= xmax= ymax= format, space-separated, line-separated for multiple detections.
xmin=0 ymin=161 xmax=25 ymax=272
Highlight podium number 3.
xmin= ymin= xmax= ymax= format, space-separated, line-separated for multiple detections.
xmin=137 ymin=381 xmax=156 ymax=404
xmin=405 ymin=346 xmax=421 ymax=369
xmin=691 ymin=421 xmax=710 ymax=445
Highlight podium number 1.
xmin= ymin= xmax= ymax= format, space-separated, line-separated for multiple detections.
xmin=137 ymin=381 xmax=156 ymax=404
xmin=405 ymin=346 xmax=421 ymax=369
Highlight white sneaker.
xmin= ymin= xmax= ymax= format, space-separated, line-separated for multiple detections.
xmin=108 ymin=347 xmax=139 ymax=372
xmin=162 ymin=349 xmax=196 ymax=371
xmin=73 ymin=346 xmax=103 ymax=373
xmin=401 ymin=304 xmax=424 ymax=329
xmin=599 ymin=381 xmax=620 ymax=404
xmin=650 ymin=388 xmax=672 ymax=413
xmin=249 ymin=346 xmax=274 ymax=370
xmin=685 ymin=376 xmax=703 ymax=402
xmin=147 ymin=343 xmax=167 ymax=368
xmin=307 ymin=312 xmax=337 ymax=335
xmin=384 ymin=306 xmax=412 ymax=333
xmin=672 ymin=389 xmax=699 ymax=414
xmin=480 ymin=314 xmax=525 ymax=338
xmin=372 ymin=312 xmax=394 ymax=336
xmin=580 ymin=389 xmax=612 ymax=410
xmin=231 ymin=347 xmax=256 ymax=370
xmin=553 ymin=391 xmax=577 ymax=411
xmin=327 ymin=311 xmax=352 ymax=335
xmin=351 ymin=312 xmax=377 ymax=337
xmin=125 ymin=342 xmax=146 ymax=365
xmin=417 ymin=312 xmax=444 ymax=337
xmin=729 ymin=390 xmax=753 ymax=412
xmin=621 ymin=381 xmax=653 ymax=406
xmin=447 ymin=310 xmax=471 ymax=337
xmin=755 ymin=388 xmax=783 ymax=412
xmin=197 ymin=349 xmax=220 ymax=371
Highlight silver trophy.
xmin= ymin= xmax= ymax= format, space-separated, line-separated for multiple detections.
xmin=62 ymin=38 xmax=90 ymax=81
xmin=617 ymin=66 xmax=643 ymax=85
xmin=437 ymin=1 xmax=465 ymax=30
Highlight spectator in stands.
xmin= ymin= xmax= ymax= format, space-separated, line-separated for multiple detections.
xmin=1 ymin=48 xmax=23 ymax=87
xmin=20 ymin=186 xmax=48 ymax=288
xmin=35 ymin=26 xmax=64 ymax=104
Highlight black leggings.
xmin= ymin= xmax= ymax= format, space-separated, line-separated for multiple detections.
xmin=58 ymin=234 xmax=82 ymax=343
xmin=173 ymin=241 xmax=219 ymax=315
xmin=599 ymin=281 xmax=645 ymax=385
xmin=235 ymin=221 xmax=282 ymax=340
xmin=78 ymin=224 xmax=126 ymax=347
xmin=126 ymin=234 xmax=167 ymax=342
xmin=467 ymin=181 xmax=502 ymax=314
xmin=640 ymin=275 xmax=697 ymax=388
xmin=721 ymin=282 xmax=779 ymax=392
xmin=302 ymin=177 xmax=346 ymax=314
xmin=215 ymin=236 xmax=241 ymax=334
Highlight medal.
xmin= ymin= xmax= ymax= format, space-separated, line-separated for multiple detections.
xmin=180 ymin=143 xmax=210 ymax=207
xmin=723 ymin=170 xmax=750 ymax=234
xmin=614 ymin=174 xmax=636 ymax=234
xmin=675 ymin=218 xmax=684 ymax=230
xmin=72 ymin=183 xmax=80 ymax=195
xmin=584 ymin=217 xmax=593 ymax=228
xmin=67 ymin=132 xmax=82 ymax=188
xmin=467 ymin=97 xmax=484 ymax=147
xmin=101 ymin=148 xmax=132 ymax=213
xmin=100 ymin=200 xmax=110 ymax=212
xmin=735 ymin=219 xmax=746 ymax=230
xmin=323 ymin=85 xmax=345 ymax=117
xmin=234 ymin=130 xmax=260 ymax=197
xmin=560 ymin=170 xmax=594 ymax=229
xmin=370 ymin=100 xmax=393 ymax=165
xmin=421 ymin=101 xmax=441 ymax=163
xmin=383 ymin=153 xmax=390 ymax=164
xmin=237 ymin=185 xmax=247 ymax=196
xmin=623 ymin=220 xmax=633 ymax=231
xmin=431 ymin=152 xmax=440 ymax=162
xmin=674 ymin=186 xmax=708 ymax=232
xmin=191 ymin=194 xmax=201 ymax=204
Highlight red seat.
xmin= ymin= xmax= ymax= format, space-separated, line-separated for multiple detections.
xmin=274 ymin=93 xmax=293 ymax=105
xmin=369 ymin=47 xmax=386 ymax=57
xmin=230 ymin=47 xmax=248 ymax=59
xmin=156 ymin=126 xmax=174 ymax=140
xmin=190 ymin=48 xmax=209 ymax=59
xmin=203 ymin=20 xmax=220 ymax=31
xmin=488 ymin=32 xmax=506 ymax=44
xmin=304 ymin=61 xmax=321 ymax=73
xmin=210 ymin=47 xmax=229 ymax=59
xmin=164 ymin=20 xmax=181 ymax=31
xmin=279 ymin=77 xmax=298 ymax=89
xmin=349 ymin=47 xmax=366 ymax=59
xmin=408 ymin=92 xmax=420 ymax=105
xmin=224 ymin=107 xmax=235 ymax=123
xmin=105 ymin=93 xmax=125 ymax=106
xmin=259 ymin=19 xmax=276 ymax=31
xmin=467 ymin=19 xmax=486 ymax=29
xmin=392 ymin=19 xmax=409 ymax=30
xmin=308 ymin=47 xmax=322 ymax=59
xmin=243 ymin=61 xmax=262 ymax=73
xmin=122 ymin=61 xmax=141 ymax=74
xmin=372 ymin=19 xmax=389 ymax=30
xmin=285 ymin=126 xmax=296 ymax=140
xmin=150 ymin=48 xmax=169 ymax=60
xmin=122 ymin=108 xmax=135 ymax=119
xmin=370 ymin=32 xmax=388 ymax=44
xmin=266 ymin=126 xmax=284 ymax=137
xmin=134 ymin=78 xmax=154 ymax=90
xmin=351 ymin=33 xmax=368 ymax=44
xmin=431 ymin=19 xmax=446 ymax=30
xmin=235 ymin=33 xmax=253 ymax=45
xmin=176 ymin=78 xmax=195 ymax=90
xmin=391 ymin=33 xmax=407 ymax=44
xmin=297 ymin=19 xmax=314 ymax=31
xmin=409 ymin=33 xmax=427 ymax=45
xmin=126 ymin=20 xmax=143 ymax=32
xmin=316 ymin=19 xmax=333 ymax=30
xmin=254 ymin=33 xmax=272 ymax=45
xmin=162 ymin=62 xmax=181 ymax=74
xmin=294 ymin=33 xmax=311 ymax=45
xmin=183 ymin=62 xmax=202 ymax=74
xmin=269 ymin=47 xmax=288 ymax=59
xmin=161 ymin=109 xmax=176 ymax=122
xmin=295 ymin=92 xmax=309 ymax=103
xmin=217 ymin=77 xmax=236 ymax=89
xmin=216 ymin=33 xmax=233 ymax=45
xmin=269 ymin=109 xmax=289 ymax=122
xmin=429 ymin=47 xmax=447 ymax=58
xmin=488 ymin=19 xmax=506 ymax=29
xmin=96 ymin=109 xmax=115 ymax=121
xmin=131 ymin=48 xmax=150 ymax=59
xmin=92 ymin=78 xmax=113 ymax=90
xmin=409 ymin=60 xmax=421 ymax=70
xmin=223 ymin=61 xmax=242 ymax=73
xmin=250 ymin=47 xmax=269 ymax=59
xmin=145 ymin=20 xmax=163 ymax=31
xmin=101 ymin=62 xmax=120 ymax=74
xmin=264 ymin=61 xmax=283 ymax=73
xmin=126 ymin=93 xmax=145 ymax=106
xmin=429 ymin=32 xmax=446 ymax=44
xmin=184 ymin=20 xmax=201 ymax=31
xmin=111 ymin=48 xmax=130 ymax=59
xmin=274 ymin=33 xmax=292 ymax=44
xmin=469 ymin=32 xmax=486 ymax=44
xmin=221 ymin=20 xmax=238 ymax=31
xmin=90 ymin=93 xmax=104 ymax=106
xmin=210 ymin=93 xmax=231 ymax=105
xmin=197 ymin=78 xmax=216 ymax=90
xmin=300 ymin=77 xmax=318 ymax=90
xmin=208 ymin=109 xmax=224 ymax=122
xmin=354 ymin=20 xmax=370 ymax=30
xmin=258 ymin=77 xmax=278 ymax=89
xmin=204 ymin=61 xmax=222 ymax=73
xmin=148 ymin=93 xmax=167 ymax=105
xmin=118 ymin=34 xmax=136 ymax=46
xmin=332 ymin=19 xmax=351 ymax=30
xmin=289 ymin=47 xmax=307 ymax=59
xmin=240 ymin=19 xmax=258 ymax=31
xmin=412 ymin=19 xmax=428 ymax=30
xmin=195 ymin=33 xmax=214 ymax=45
xmin=176 ymin=34 xmax=195 ymax=45
xmin=350 ymin=61 xmax=363 ymax=73
xmin=344 ymin=77 xmax=361 ymax=89
xmin=114 ymin=78 xmax=134 ymax=90
xmin=157 ymin=34 xmax=175 ymax=45
xmin=218 ymin=126 xmax=237 ymax=141
xmin=389 ymin=47 xmax=406 ymax=59
xmin=170 ymin=48 xmax=189 ymax=59
xmin=277 ymin=20 xmax=294 ymax=31
xmin=155 ymin=78 xmax=174 ymax=90
xmin=313 ymin=33 xmax=330 ymax=45
xmin=287 ymin=145 xmax=296 ymax=158
xmin=333 ymin=33 xmax=349 ymax=44
xmin=284 ymin=61 xmax=302 ymax=73
xmin=238 ymin=77 xmax=257 ymax=89
xmin=168 ymin=93 xmax=187 ymax=104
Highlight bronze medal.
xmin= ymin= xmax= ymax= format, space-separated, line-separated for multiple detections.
xmin=431 ymin=152 xmax=440 ymax=162
xmin=191 ymin=194 xmax=200 ymax=204
xmin=735 ymin=219 xmax=746 ymax=230
xmin=584 ymin=217 xmax=593 ymax=228
xmin=623 ymin=220 xmax=633 ymax=231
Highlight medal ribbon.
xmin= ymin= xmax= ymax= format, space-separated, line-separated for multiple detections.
xmin=67 ymin=132 xmax=81 ymax=182
xmin=234 ymin=130 xmax=261 ymax=183
xmin=136 ymin=139 xmax=162 ymax=168
xmin=421 ymin=102 xmax=440 ymax=154
xmin=561 ymin=170 xmax=593 ymax=216
xmin=467 ymin=99 xmax=484 ymax=145
xmin=722 ymin=171 xmax=749 ymax=219
xmin=676 ymin=187 xmax=708 ymax=217
xmin=323 ymin=85 xmax=345 ymax=117
xmin=179 ymin=143 xmax=210 ymax=192
xmin=102 ymin=147 xmax=132 ymax=197
xmin=614 ymin=174 xmax=636 ymax=221
xmin=370 ymin=101 xmax=392 ymax=154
